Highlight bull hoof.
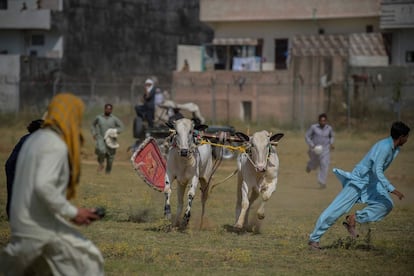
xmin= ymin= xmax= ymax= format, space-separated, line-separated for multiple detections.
xmin=257 ymin=214 xmax=265 ymax=220
xmin=180 ymin=214 xmax=190 ymax=229
xmin=223 ymin=224 xmax=246 ymax=234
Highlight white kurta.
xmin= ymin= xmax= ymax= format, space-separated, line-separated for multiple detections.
xmin=305 ymin=123 xmax=334 ymax=185
xmin=1 ymin=129 xmax=104 ymax=276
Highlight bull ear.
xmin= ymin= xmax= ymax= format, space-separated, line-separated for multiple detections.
xmin=194 ymin=124 xmax=208 ymax=132
xmin=166 ymin=122 xmax=174 ymax=129
xmin=235 ymin=132 xmax=249 ymax=142
xmin=192 ymin=117 xmax=202 ymax=127
xmin=270 ymin=133 xmax=284 ymax=142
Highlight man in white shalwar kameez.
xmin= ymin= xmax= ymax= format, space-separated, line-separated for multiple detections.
xmin=305 ymin=113 xmax=335 ymax=189
xmin=0 ymin=93 xmax=104 ymax=275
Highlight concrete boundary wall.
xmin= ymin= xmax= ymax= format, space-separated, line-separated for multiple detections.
xmin=171 ymin=68 xmax=414 ymax=128
xmin=0 ymin=55 xmax=20 ymax=113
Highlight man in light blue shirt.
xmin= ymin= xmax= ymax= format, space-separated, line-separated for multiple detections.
xmin=308 ymin=121 xmax=409 ymax=250
xmin=305 ymin=113 xmax=335 ymax=188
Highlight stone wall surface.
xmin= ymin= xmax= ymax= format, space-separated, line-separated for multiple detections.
xmin=13 ymin=0 xmax=213 ymax=112
xmin=59 ymin=0 xmax=213 ymax=84
xmin=172 ymin=66 xmax=414 ymax=128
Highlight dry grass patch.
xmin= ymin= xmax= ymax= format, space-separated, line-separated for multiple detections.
xmin=0 ymin=119 xmax=414 ymax=275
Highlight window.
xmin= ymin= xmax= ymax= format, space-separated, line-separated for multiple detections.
xmin=274 ymin=39 xmax=288 ymax=70
xmin=382 ymin=33 xmax=392 ymax=64
xmin=256 ymin=38 xmax=263 ymax=58
xmin=241 ymin=101 xmax=252 ymax=122
xmin=318 ymin=28 xmax=325 ymax=35
xmin=0 ymin=0 xmax=7 ymax=10
xmin=205 ymin=40 xmax=263 ymax=71
xmin=406 ymin=51 xmax=414 ymax=63
xmin=366 ymin=25 xmax=373 ymax=33
xmin=30 ymin=50 xmax=38 ymax=56
xmin=31 ymin=34 xmax=45 ymax=46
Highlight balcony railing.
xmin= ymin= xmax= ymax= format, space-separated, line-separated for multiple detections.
xmin=200 ymin=0 xmax=380 ymax=22
xmin=0 ymin=9 xmax=51 ymax=30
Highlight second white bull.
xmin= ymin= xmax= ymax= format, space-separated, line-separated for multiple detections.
xmin=234 ymin=130 xmax=284 ymax=231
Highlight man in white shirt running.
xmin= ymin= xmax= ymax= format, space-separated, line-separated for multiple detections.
xmin=0 ymin=93 xmax=104 ymax=275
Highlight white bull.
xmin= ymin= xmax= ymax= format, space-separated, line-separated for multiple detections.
xmin=234 ymin=130 xmax=284 ymax=231
xmin=164 ymin=118 xmax=213 ymax=229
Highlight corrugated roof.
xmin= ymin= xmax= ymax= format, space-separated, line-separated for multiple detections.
xmin=349 ymin=33 xmax=387 ymax=57
xmin=292 ymin=34 xmax=349 ymax=57
xmin=291 ymin=33 xmax=387 ymax=58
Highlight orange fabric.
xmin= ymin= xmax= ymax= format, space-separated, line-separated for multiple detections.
xmin=43 ymin=93 xmax=85 ymax=199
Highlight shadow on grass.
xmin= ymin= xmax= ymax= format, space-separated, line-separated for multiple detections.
xmin=144 ymin=222 xmax=194 ymax=234
xmin=128 ymin=209 xmax=152 ymax=223
xmin=222 ymin=223 xmax=264 ymax=235
xmin=118 ymin=208 xmax=191 ymax=233
xmin=144 ymin=223 xmax=175 ymax=233
xmin=115 ymin=208 xmax=159 ymax=224
xmin=323 ymin=228 xmax=377 ymax=251
xmin=223 ymin=224 xmax=256 ymax=235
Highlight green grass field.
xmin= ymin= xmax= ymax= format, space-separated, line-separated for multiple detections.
xmin=0 ymin=114 xmax=413 ymax=275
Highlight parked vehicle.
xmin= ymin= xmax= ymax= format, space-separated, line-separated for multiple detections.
xmin=131 ymin=115 xmax=171 ymax=156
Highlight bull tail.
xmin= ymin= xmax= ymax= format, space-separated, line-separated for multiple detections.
xmin=205 ymin=152 xmax=223 ymax=193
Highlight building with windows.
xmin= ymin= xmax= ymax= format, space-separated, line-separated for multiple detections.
xmin=380 ymin=0 xmax=414 ymax=65
xmin=173 ymin=0 xmax=414 ymax=126
xmin=1 ymin=0 xmax=412 ymax=124
xmin=0 ymin=0 xmax=63 ymax=57
xmin=0 ymin=0 xmax=212 ymax=114
xmin=0 ymin=0 xmax=63 ymax=113
xmin=199 ymin=0 xmax=387 ymax=71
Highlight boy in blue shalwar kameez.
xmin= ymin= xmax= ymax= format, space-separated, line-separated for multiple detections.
xmin=308 ymin=121 xmax=410 ymax=250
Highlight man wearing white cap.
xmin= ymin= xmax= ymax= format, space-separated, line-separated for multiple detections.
xmin=135 ymin=78 xmax=156 ymax=127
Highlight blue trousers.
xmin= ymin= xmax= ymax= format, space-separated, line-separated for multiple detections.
xmin=309 ymin=184 xmax=393 ymax=242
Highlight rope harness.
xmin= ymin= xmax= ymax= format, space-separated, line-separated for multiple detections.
xmin=199 ymin=137 xmax=278 ymax=171
xmin=162 ymin=129 xmax=281 ymax=191
xmin=199 ymin=139 xmax=247 ymax=153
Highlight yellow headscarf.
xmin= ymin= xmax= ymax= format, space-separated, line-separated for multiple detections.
xmin=43 ymin=93 xmax=85 ymax=199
